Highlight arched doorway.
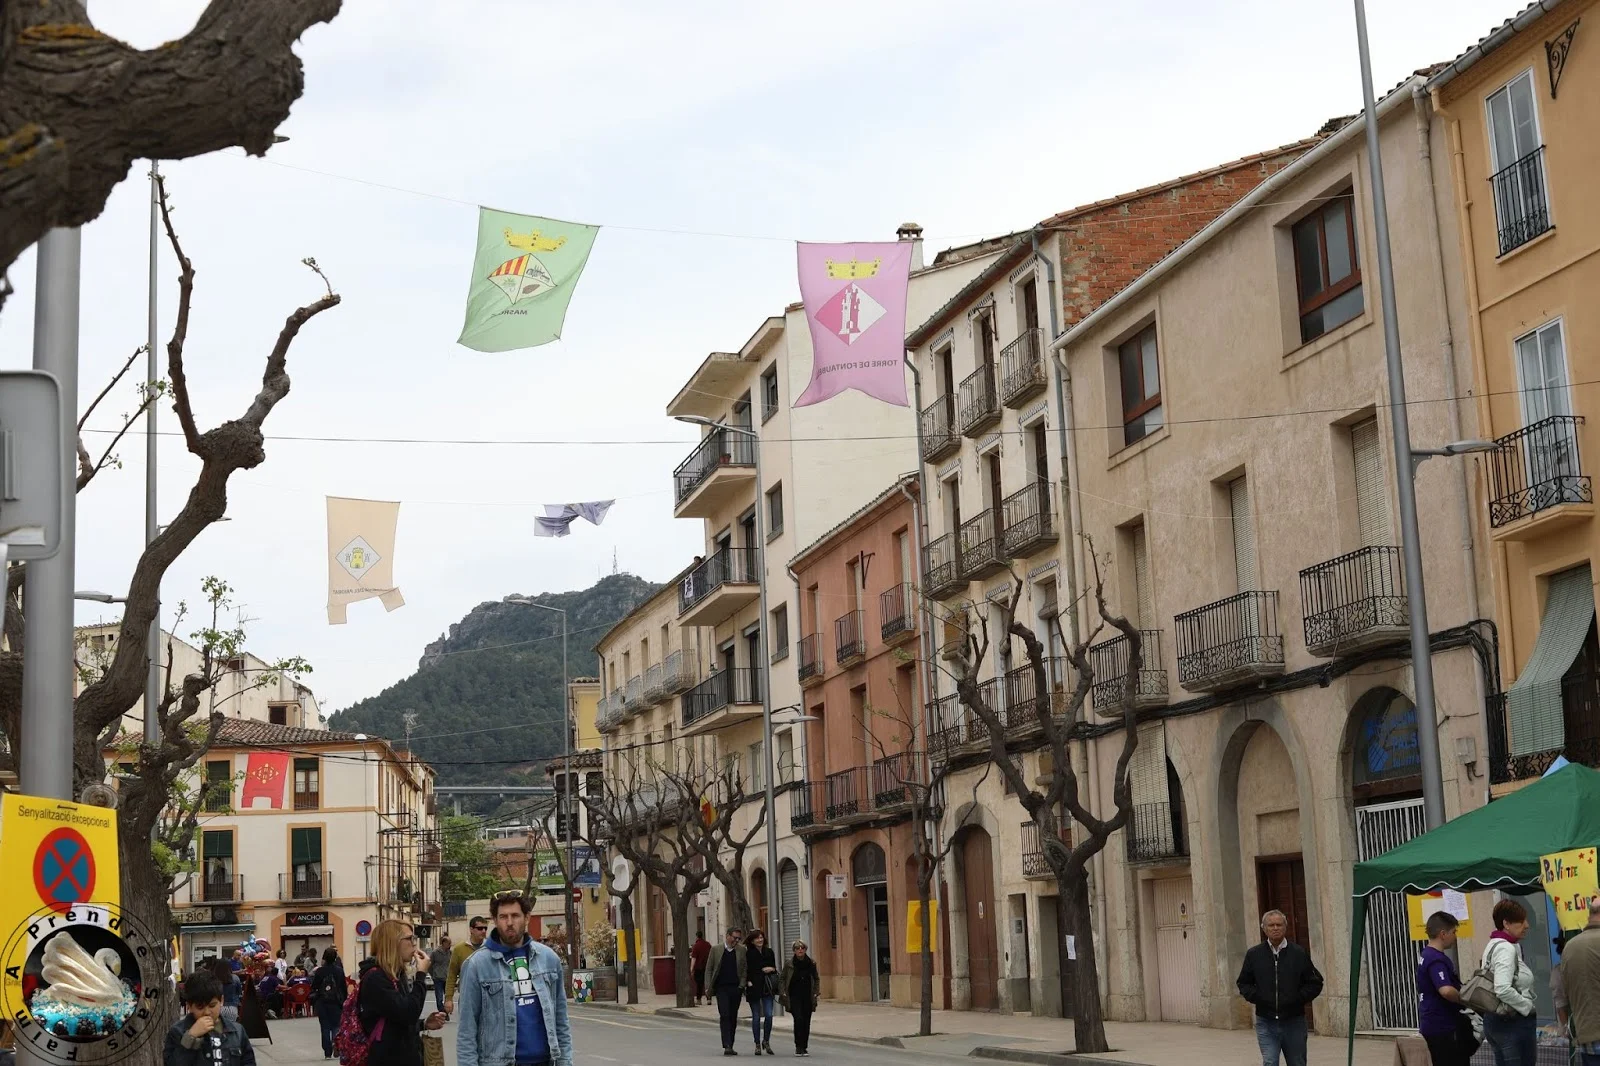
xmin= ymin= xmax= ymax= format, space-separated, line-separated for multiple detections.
xmin=956 ymin=827 xmax=998 ymax=1010
xmin=1348 ymin=686 xmax=1425 ymax=1030
xmin=778 ymin=860 xmax=801 ymax=958
xmin=852 ymin=843 xmax=891 ymax=1001
xmin=750 ymin=867 xmax=769 ymax=937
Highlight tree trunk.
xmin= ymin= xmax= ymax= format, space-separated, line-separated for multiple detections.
xmin=121 ymin=847 xmax=178 ymax=1066
xmin=620 ymin=892 xmax=639 ymax=1005
xmin=918 ymin=873 xmax=935 ymax=1037
xmin=670 ymin=894 xmax=694 ymax=1008
xmin=1063 ymin=865 xmax=1108 ymax=1054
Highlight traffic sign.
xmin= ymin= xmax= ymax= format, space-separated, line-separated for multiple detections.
xmin=32 ymin=827 xmax=95 ymax=911
xmin=571 ymin=888 xmax=583 ymax=903
xmin=355 ymin=920 xmax=372 ymax=937
xmin=0 ymin=370 xmax=64 ymax=561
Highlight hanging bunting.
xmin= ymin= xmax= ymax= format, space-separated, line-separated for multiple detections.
xmin=327 ymin=496 xmax=405 ymax=624
xmin=458 ymin=208 xmax=600 ymax=352
xmin=534 ymin=500 xmax=614 ymax=539
xmin=793 ymin=240 xmax=913 ymax=408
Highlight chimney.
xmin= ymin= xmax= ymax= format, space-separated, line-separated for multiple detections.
xmin=897 ymin=222 xmax=925 ymax=271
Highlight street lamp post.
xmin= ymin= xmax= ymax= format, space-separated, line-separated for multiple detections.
xmin=145 ymin=161 xmax=161 ymax=750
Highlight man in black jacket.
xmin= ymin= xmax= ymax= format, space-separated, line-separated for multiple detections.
xmin=1236 ymin=910 xmax=1323 ymax=1066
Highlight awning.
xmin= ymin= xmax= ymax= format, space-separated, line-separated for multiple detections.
xmin=1506 ymin=564 xmax=1594 ymax=756
xmin=178 ymin=924 xmax=256 ymax=934
xmin=282 ymin=926 xmax=334 ymax=935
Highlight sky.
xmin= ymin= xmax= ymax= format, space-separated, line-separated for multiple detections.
xmin=0 ymin=0 xmax=1517 ymax=716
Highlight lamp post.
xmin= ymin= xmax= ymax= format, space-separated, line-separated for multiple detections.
xmin=145 ymin=161 xmax=161 ymax=751
xmin=502 ymin=595 xmax=575 ymax=964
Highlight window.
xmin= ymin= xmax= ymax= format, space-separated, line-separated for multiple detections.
xmin=1117 ymin=325 xmax=1162 ymax=447
xmin=586 ymin=772 xmax=603 ymax=799
xmin=1229 ymin=476 xmax=1258 ymax=593
xmin=1486 ymin=70 xmax=1551 ymax=255
xmin=269 ymin=703 xmax=289 ymax=726
xmin=761 ymin=366 xmax=779 ymax=422
xmin=290 ymin=828 xmax=323 ymax=899
xmin=750 ymin=741 xmax=764 ymax=790
xmin=203 ymin=760 xmax=231 ymax=813
xmin=1516 ymin=320 xmax=1571 ymax=424
xmin=829 ymin=896 xmax=839 ymax=949
xmin=202 ymin=831 xmax=235 ymax=902
xmin=767 ymin=483 xmax=784 ymax=538
xmin=1350 ymin=418 xmax=1390 ymax=547
xmin=776 ymin=730 xmax=795 ymax=784
xmin=1292 ymin=191 xmax=1362 ymax=342
xmin=770 ymin=604 xmax=790 ymax=662
xmin=1131 ymin=523 xmax=1154 ymax=629
xmin=225 ymin=657 xmax=245 ymax=674
xmin=293 ymin=758 xmax=320 ymax=810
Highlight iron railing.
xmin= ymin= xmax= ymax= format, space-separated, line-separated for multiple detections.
xmin=919 ymin=395 xmax=960 ymax=463
xmin=958 ymin=509 xmax=1006 ymax=580
xmin=824 ymin=767 xmax=868 ymax=821
xmin=880 ymin=583 xmax=916 ymax=641
xmin=1000 ymin=482 xmax=1055 ymax=557
xmin=624 ymin=675 xmax=645 ymax=712
xmin=1489 ymin=145 xmax=1552 ymax=256
xmin=871 ymin=751 xmax=926 ymax=809
xmin=1486 ymin=415 xmax=1590 ymax=528
xmin=596 ymin=694 xmax=624 ymax=732
xmin=1299 ymin=545 xmax=1408 ymax=655
xmin=200 ymin=875 xmax=242 ymax=903
xmin=959 ymin=364 xmax=1001 ymax=436
xmin=1485 ymin=672 xmax=1600 ymax=784
xmin=790 ymin=782 xmax=818 ymax=830
xmin=678 ymin=546 xmax=760 ymax=613
xmin=643 ymin=663 xmax=665 ymax=703
xmin=835 ymin=610 xmax=866 ymax=664
xmin=798 ymin=633 xmax=823 ymax=684
xmin=682 ymin=667 xmax=764 ymax=726
xmin=279 ymin=873 xmax=330 ymax=902
xmin=928 ymin=694 xmax=967 ymax=759
xmin=999 ymin=328 xmax=1047 ymax=407
xmin=661 ymin=650 xmax=696 ymax=696
xmin=922 ymin=533 xmax=962 ymax=599
xmin=673 ymin=430 xmax=756 ymax=505
xmin=1004 ymin=658 xmax=1072 ymax=731
xmin=1089 ymin=630 xmax=1168 ymax=712
xmin=1021 ymin=821 xmax=1069 ymax=879
xmin=1126 ymin=802 xmax=1187 ymax=863
xmin=1175 ymin=590 xmax=1284 ymax=688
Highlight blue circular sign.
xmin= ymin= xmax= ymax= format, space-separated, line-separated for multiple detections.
xmin=355 ymin=920 xmax=372 ymax=937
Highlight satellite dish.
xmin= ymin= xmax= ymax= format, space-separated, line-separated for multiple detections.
xmin=80 ymin=783 xmax=118 ymax=809
xmin=610 ymin=856 xmax=632 ymax=893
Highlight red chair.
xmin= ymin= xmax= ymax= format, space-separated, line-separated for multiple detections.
xmin=283 ymin=983 xmax=312 ymax=1018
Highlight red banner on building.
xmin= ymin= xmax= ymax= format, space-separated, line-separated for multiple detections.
xmin=241 ymin=753 xmax=289 ymax=809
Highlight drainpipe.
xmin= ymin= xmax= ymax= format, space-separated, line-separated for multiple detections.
xmin=1033 ymin=232 xmax=1109 ymax=1004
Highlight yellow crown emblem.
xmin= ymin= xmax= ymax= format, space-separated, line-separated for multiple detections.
xmin=824 ymin=257 xmax=881 ymax=280
xmin=504 ymin=228 xmax=568 ymax=254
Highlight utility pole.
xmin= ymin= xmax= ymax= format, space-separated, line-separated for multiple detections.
xmin=145 ymin=161 xmax=162 ymax=749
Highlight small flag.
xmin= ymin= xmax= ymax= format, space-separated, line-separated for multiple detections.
xmin=534 ymin=500 xmax=615 ymax=538
xmin=241 ymin=753 xmax=289 ymax=809
xmin=458 ymin=208 xmax=599 ymax=352
xmin=327 ymin=496 xmax=405 ymax=624
xmin=794 ymin=241 xmax=913 ymax=408
xmin=700 ymin=797 xmax=715 ymax=826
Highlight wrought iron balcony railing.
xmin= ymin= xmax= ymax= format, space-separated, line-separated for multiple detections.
xmin=880 ymin=582 xmax=916 ymax=642
xmin=959 ymin=365 xmax=1001 ymax=437
xmin=1089 ymin=630 xmax=1168 ymax=712
xmin=678 ymin=546 xmax=760 ymax=614
xmin=824 ymin=767 xmax=867 ymax=821
xmin=1000 ymin=481 xmax=1055 ymax=557
xmin=1126 ymin=802 xmax=1187 ymax=863
xmin=790 ymin=781 xmax=818 ymax=830
xmin=673 ymin=429 xmax=756 ymax=505
xmin=1003 ymin=658 xmax=1072 ymax=732
xmin=999 ymin=328 xmax=1047 ymax=408
xmin=1174 ymin=590 xmax=1284 ymax=691
xmin=871 ymin=751 xmax=925 ymax=810
xmin=682 ymin=667 xmax=764 ymax=726
xmin=798 ymin=633 xmax=824 ymax=684
xmin=958 ymin=509 xmax=1006 ymax=580
xmin=279 ymin=872 xmax=330 ymax=902
xmin=660 ymin=650 xmax=696 ymax=696
xmin=624 ymin=675 xmax=645 ymax=712
xmin=201 ymin=875 xmax=242 ymax=903
xmin=596 ymin=694 xmax=624 ymax=732
xmin=1021 ymin=821 xmax=1069 ymax=879
xmin=643 ymin=663 xmax=665 ymax=703
xmin=928 ymin=694 xmax=967 ymax=760
xmin=1299 ymin=545 xmax=1408 ymax=657
xmin=1485 ymin=672 xmax=1600 ymax=785
xmin=1489 ymin=145 xmax=1552 ymax=256
xmin=1486 ymin=415 xmax=1590 ymax=529
xmin=922 ymin=533 xmax=963 ymax=599
xmin=835 ymin=610 xmax=865 ymax=665
xmin=920 ymin=395 xmax=960 ymax=463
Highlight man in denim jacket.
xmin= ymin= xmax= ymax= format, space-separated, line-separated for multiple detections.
xmin=458 ymin=892 xmax=572 ymax=1066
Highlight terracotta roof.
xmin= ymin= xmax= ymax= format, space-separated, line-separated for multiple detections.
xmin=1427 ymin=1 xmax=1571 ymax=89
xmin=789 ymin=474 xmax=919 ymax=570
xmin=214 ymin=719 xmax=368 ymax=747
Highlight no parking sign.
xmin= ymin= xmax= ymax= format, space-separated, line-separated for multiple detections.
xmin=0 ymin=794 xmax=120 ymax=939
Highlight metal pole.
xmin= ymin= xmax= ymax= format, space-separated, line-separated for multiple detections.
xmin=145 ymin=161 xmax=162 ymax=748
xmin=20 ymin=228 xmax=81 ymax=807
xmin=561 ymin=609 xmax=576 ymax=969
xmin=744 ymin=426 xmax=782 ymax=958
xmin=1354 ymin=0 xmax=1447 ymax=829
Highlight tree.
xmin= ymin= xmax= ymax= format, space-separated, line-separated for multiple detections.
xmin=663 ymin=751 xmax=766 ymax=936
xmin=0 ymin=177 xmax=337 ymax=1066
xmin=942 ymin=542 xmax=1140 ymax=1055
xmin=578 ymin=805 xmax=641 ymax=1004
xmin=438 ymin=816 xmax=501 ymax=902
xmin=0 ymin=0 xmax=342 ymax=288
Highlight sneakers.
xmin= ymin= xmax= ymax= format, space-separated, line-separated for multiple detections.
xmin=763 ymin=1045 xmax=774 ymax=1056
xmin=723 ymin=1050 xmax=737 ymax=1057
xmin=797 ymin=1052 xmax=809 ymax=1058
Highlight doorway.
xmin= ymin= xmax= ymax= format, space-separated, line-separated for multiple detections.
xmin=1256 ymin=856 xmax=1312 ymax=1026
xmin=868 ymin=885 xmax=891 ymax=1001
xmin=1152 ymin=876 xmax=1201 ymax=1022
xmin=960 ymin=828 xmax=999 ymax=1010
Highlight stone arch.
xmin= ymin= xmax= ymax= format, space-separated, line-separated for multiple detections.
xmin=1340 ymin=684 xmax=1421 ymax=805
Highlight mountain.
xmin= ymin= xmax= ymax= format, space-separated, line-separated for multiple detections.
xmin=328 ymin=573 xmax=658 ymax=795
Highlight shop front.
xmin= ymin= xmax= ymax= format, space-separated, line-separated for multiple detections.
xmin=174 ymin=904 xmax=255 ymax=975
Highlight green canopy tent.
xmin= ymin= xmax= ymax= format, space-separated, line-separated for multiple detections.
xmin=1346 ymin=763 xmax=1600 ymax=1064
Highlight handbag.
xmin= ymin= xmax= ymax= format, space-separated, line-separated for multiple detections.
xmin=420 ymin=1034 xmax=445 ymax=1066
xmin=763 ymin=972 xmax=781 ymax=998
xmin=1459 ymin=940 xmax=1513 ymax=1015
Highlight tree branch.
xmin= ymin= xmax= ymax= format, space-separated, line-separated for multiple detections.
xmin=155 ymin=175 xmax=201 ymax=453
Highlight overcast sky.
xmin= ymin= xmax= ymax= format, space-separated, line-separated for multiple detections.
xmin=0 ymin=0 xmax=1516 ymax=715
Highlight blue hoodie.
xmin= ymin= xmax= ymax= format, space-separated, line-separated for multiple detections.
xmin=484 ymin=933 xmax=550 ymax=1064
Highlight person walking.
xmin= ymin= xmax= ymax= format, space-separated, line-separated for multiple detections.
xmin=358 ymin=920 xmax=447 ymax=1066
xmin=164 ymin=971 xmax=256 ymax=1066
xmin=1417 ymin=911 xmax=1476 ymax=1066
xmin=445 ymin=917 xmax=488 ymax=1015
xmin=456 ymin=890 xmax=572 ymax=1066
xmin=1236 ymin=909 xmax=1323 ymax=1066
xmin=210 ymin=959 xmax=243 ymax=1025
xmin=428 ymin=937 xmax=452 ymax=1013
xmin=691 ymin=929 xmax=712 ymax=1006
xmin=744 ymin=930 xmax=778 ymax=1055
xmin=1557 ymin=898 xmax=1600 ymax=1065
xmin=1481 ymin=899 xmax=1538 ymax=1066
xmin=706 ymin=928 xmax=747 ymax=1056
xmin=778 ymin=940 xmax=819 ymax=1057
xmin=311 ymin=947 xmax=347 ymax=1060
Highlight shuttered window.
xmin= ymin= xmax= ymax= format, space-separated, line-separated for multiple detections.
xmin=1508 ymin=565 xmax=1596 ymax=756
xmin=291 ymin=828 xmax=322 ymax=872
xmin=203 ymin=830 xmax=233 ymax=859
xmin=1229 ymin=476 xmax=1258 ymax=592
xmin=779 ymin=862 xmax=801 ymax=953
xmin=1132 ymin=523 xmax=1155 ymax=629
xmin=1352 ymin=418 xmax=1390 ymax=547
xmin=1128 ymin=723 xmax=1170 ymax=809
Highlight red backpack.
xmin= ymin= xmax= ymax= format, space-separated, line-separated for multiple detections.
xmin=333 ymin=984 xmax=386 ymax=1066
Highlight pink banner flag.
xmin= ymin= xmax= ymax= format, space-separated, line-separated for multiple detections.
xmin=794 ymin=241 xmax=912 ymax=408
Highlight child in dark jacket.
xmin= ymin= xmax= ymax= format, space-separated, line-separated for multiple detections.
xmin=165 ymin=971 xmax=257 ymax=1066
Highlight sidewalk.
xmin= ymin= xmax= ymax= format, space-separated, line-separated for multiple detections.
xmin=579 ymin=991 xmax=1400 ymax=1066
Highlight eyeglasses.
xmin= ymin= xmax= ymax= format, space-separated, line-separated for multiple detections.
xmin=492 ymin=889 xmax=525 ymax=902
xmin=400 ymin=935 xmax=416 ymax=943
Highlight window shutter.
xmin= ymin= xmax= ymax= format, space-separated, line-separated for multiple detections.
xmin=203 ymin=831 xmax=232 ymax=859
xmin=291 ymin=828 xmax=322 ymax=866
xmin=1133 ymin=525 xmax=1154 ymax=629
xmin=1229 ymin=477 xmax=1258 ymax=592
xmin=1128 ymin=723 xmax=1169 ymax=808
xmin=779 ymin=864 xmax=801 ymax=954
xmin=1351 ymin=419 xmax=1390 ymax=548
xmin=1507 ymin=565 xmax=1596 ymax=756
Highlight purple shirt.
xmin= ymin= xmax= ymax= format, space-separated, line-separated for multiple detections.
xmin=1417 ymin=945 xmax=1461 ymax=1037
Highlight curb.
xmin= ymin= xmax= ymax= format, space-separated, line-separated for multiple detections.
xmin=573 ymin=1003 xmax=908 ymax=1049
xmin=970 ymin=1046 xmax=1146 ymax=1066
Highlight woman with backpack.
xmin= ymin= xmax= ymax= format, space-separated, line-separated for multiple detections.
xmin=1480 ymin=899 xmax=1538 ymax=1066
xmin=353 ymin=920 xmax=446 ymax=1066
xmin=312 ymin=947 xmax=346 ymax=1059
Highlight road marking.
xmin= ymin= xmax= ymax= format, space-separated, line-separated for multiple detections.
xmin=588 ymin=1056 xmax=620 ymax=1061
xmin=577 ymin=1017 xmax=654 ymax=1030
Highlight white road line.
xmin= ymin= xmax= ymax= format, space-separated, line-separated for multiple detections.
xmin=589 ymin=1056 xmax=620 ymax=1061
xmin=577 ymin=1017 xmax=653 ymax=1030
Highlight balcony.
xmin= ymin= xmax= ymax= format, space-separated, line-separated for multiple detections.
xmin=790 ymin=781 xmax=818 ymax=830
xmin=596 ymin=694 xmax=624 ymax=733
xmin=673 ymin=430 xmax=757 ymax=519
xmin=1004 ymin=658 xmax=1072 ymax=734
xmin=835 ymin=610 xmax=866 ymax=666
xmin=660 ymin=650 xmax=697 ymax=697
xmin=1175 ymin=590 xmax=1284 ymax=692
xmin=1486 ymin=416 xmax=1592 ymax=540
xmin=798 ymin=633 xmax=824 ymax=687
xmin=880 ymin=583 xmax=918 ymax=646
xmin=1021 ymin=821 xmax=1069 ymax=880
xmin=623 ymin=675 xmax=646 ymax=715
xmin=958 ymin=509 xmax=1006 ymax=581
xmin=643 ymin=663 xmax=665 ymax=703
xmin=928 ymin=694 xmax=968 ymax=761
xmin=1299 ymin=546 xmax=1408 ymax=658
xmin=1126 ymin=801 xmax=1187 ymax=863
xmin=922 ymin=533 xmax=963 ymax=600
xmin=1000 ymin=482 xmax=1056 ymax=558
xmin=871 ymin=751 xmax=926 ymax=812
xmin=677 ymin=546 xmax=761 ymax=628
xmin=1489 ymin=145 xmax=1552 ymax=257
xmin=920 ymin=395 xmax=960 ymax=464
xmin=999 ymin=328 xmax=1047 ymax=408
xmin=1485 ymin=672 xmax=1600 ymax=785
xmin=958 ymin=365 xmax=1001 ymax=437
xmin=824 ymin=767 xmax=868 ymax=822
xmin=198 ymin=875 xmax=243 ymax=904
xmin=681 ymin=667 xmax=764 ymax=734
xmin=279 ymin=872 xmax=331 ymax=902
xmin=1089 ymin=630 xmax=1168 ymax=713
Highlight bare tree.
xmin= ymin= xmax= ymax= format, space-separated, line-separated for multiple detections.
xmin=578 ymin=808 xmax=640 ymax=1005
xmin=663 ymin=751 xmax=766 ymax=935
xmin=0 ymin=0 xmax=343 ymax=285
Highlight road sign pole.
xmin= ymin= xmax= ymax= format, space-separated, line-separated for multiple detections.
xmin=21 ymin=228 xmax=81 ymax=805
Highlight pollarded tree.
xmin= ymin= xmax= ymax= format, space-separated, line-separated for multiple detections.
xmin=663 ymin=749 xmax=766 ymax=936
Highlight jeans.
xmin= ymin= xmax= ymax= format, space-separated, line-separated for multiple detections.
xmin=715 ymin=987 xmax=742 ymax=1049
xmin=791 ymin=1003 xmax=813 ymax=1053
xmin=749 ymin=996 xmax=774 ymax=1046
xmin=1423 ymin=1030 xmax=1474 ymax=1066
xmin=1253 ymin=1015 xmax=1308 ymax=1066
xmin=693 ymin=968 xmax=706 ymax=1001
xmin=1483 ymin=1012 xmax=1538 ymax=1066
xmin=1580 ymin=1053 xmax=1600 ymax=1066
xmin=316 ymin=999 xmax=342 ymax=1057
xmin=433 ymin=977 xmax=445 ymax=1012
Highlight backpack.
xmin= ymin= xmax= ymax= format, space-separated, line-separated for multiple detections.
xmin=333 ymin=985 xmax=385 ymax=1066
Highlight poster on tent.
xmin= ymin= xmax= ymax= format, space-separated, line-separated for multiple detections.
xmin=1540 ymin=846 xmax=1598 ymax=931
xmin=1405 ymin=888 xmax=1474 ymax=940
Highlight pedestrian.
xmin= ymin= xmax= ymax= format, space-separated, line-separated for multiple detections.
xmin=428 ymin=937 xmax=452 ymax=1013
xmin=1417 ymin=911 xmax=1476 ymax=1066
xmin=1557 ymin=897 xmax=1600 ymax=1065
xmin=706 ymin=928 xmax=747 ymax=1056
xmin=297 ymin=940 xmax=320 ymax=973
xmin=445 ymin=917 xmax=488 ymax=1016
xmin=358 ymin=920 xmax=447 ymax=1066
xmin=691 ymin=928 xmax=711 ymax=1006
xmin=257 ymin=967 xmax=283 ymax=1019
xmin=164 ymin=971 xmax=256 ymax=1066
xmin=274 ymin=950 xmax=289 ymax=983
xmin=456 ymin=889 xmax=572 ymax=1066
xmin=210 ymin=958 xmax=243 ymax=1025
xmin=1481 ymin=899 xmax=1538 ymax=1066
xmin=311 ymin=947 xmax=347 ymax=1060
xmin=744 ymin=930 xmax=778 ymax=1055
xmin=779 ymin=940 xmax=819 ymax=1057
xmin=1235 ymin=909 xmax=1323 ymax=1066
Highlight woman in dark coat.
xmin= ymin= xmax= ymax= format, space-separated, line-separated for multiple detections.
xmin=311 ymin=947 xmax=347 ymax=1059
xmin=743 ymin=929 xmax=779 ymax=1055
xmin=357 ymin=921 xmax=445 ymax=1066
xmin=779 ymin=940 xmax=820 ymax=1057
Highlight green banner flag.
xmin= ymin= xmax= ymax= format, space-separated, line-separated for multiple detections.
xmin=458 ymin=208 xmax=598 ymax=352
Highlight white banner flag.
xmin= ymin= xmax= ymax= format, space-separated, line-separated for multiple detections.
xmin=327 ymin=496 xmax=405 ymax=624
